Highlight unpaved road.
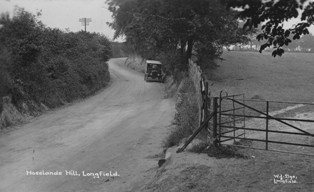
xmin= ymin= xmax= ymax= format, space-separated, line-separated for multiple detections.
xmin=0 ymin=58 xmax=174 ymax=192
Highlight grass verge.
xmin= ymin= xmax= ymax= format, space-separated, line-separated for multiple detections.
xmin=163 ymin=77 xmax=200 ymax=148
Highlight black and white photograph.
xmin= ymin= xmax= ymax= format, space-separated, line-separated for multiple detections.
xmin=0 ymin=0 xmax=314 ymax=191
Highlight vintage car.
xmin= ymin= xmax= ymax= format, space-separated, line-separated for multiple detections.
xmin=144 ymin=60 xmax=164 ymax=82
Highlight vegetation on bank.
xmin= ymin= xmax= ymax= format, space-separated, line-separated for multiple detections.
xmin=163 ymin=77 xmax=199 ymax=148
xmin=0 ymin=8 xmax=111 ymax=126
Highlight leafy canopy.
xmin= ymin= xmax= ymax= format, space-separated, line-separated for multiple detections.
xmin=107 ymin=0 xmax=249 ymax=72
xmin=225 ymin=0 xmax=314 ymax=57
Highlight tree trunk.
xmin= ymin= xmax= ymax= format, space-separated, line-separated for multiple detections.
xmin=179 ymin=41 xmax=186 ymax=69
xmin=186 ymin=39 xmax=194 ymax=64
xmin=180 ymin=41 xmax=186 ymax=58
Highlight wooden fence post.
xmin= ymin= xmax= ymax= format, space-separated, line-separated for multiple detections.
xmin=213 ymin=97 xmax=218 ymax=147
xmin=232 ymin=95 xmax=236 ymax=143
xmin=204 ymin=82 xmax=209 ymax=144
xmin=199 ymin=80 xmax=203 ymax=126
xmin=204 ymin=82 xmax=209 ymax=124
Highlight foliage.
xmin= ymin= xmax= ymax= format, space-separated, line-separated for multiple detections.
xmin=164 ymin=78 xmax=199 ymax=148
xmin=0 ymin=47 xmax=11 ymax=113
xmin=247 ymin=31 xmax=314 ymax=52
xmin=111 ymin=42 xmax=131 ymax=58
xmin=0 ymin=7 xmax=111 ymax=111
xmin=287 ymin=32 xmax=314 ymax=51
xmin=107 ymin=0 xmax=249 ymax=75
xmin=225 ymin=0 xmax=314 ymax=57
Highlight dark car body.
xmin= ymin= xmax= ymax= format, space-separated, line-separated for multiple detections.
xmin=144 ymin=60 xmax=164 ymax=82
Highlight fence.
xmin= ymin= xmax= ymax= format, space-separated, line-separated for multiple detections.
xmin=178 ymin=87 xmax=314 ymax=156
xmin=215 ymin=94 xmax=314 ymax=156
xmin=178 ymin=58 xmax=314 ymax=156
xmin=213 ymin=93 xmax=246 ymax=145
xmin=176 ymin=61 xmax=212 ymax=153
xmin=188 ymin=59 xmax=207 ymax=126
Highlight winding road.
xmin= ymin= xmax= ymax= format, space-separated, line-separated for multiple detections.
xmin=0 ymin=58 xmax=175 ymax=192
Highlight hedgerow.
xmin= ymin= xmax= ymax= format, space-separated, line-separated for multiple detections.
xmin=163 ymin=77 xmax=200 ymax=148
xmin=0 ymin=8 xmax=111 ymax=115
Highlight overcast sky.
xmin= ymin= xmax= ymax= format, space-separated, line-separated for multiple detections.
xmin=0 ymin=0 xmax=122 ymax=41
xmin=0 ymin=0 xmax=314 ymax=42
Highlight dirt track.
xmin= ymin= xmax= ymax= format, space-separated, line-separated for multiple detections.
xmin=0 ymin=58 xmax=175 ymax=192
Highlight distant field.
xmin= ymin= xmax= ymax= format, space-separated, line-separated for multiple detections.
xmin=206 ymin=51 xmax=314 ymax=103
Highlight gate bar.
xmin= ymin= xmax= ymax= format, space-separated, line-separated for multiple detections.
xmin=220 ymin=137 xmax=235 ymax=143
xmin=221 ymin=128 xmax=243 ymax=135
xmin=220 ymin=135 xmax=314 ymax=148
xmin=220 ymin=107 xmax=245 ymax=113
xmin=244 ymin=99 xmax=314 ymax=106
xmin=220 ymin=125 xmax=312 ymax=136
xmin=226 ymin=98 xmax=314 ymax=137
xmin=221 ymin=113 xmax=314 ymax=123
xmin=219 ymin=117 xmax=244 ymax=125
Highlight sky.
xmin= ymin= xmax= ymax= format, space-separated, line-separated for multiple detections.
xmin=0 ymin=0 xmax=314 ymax=42
xmin=0 ymin=0 xmax=123 ymax=41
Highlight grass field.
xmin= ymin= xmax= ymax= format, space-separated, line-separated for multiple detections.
xmin=200 ymin=51 xmax=314 ymax=191
xmin=206 ymin=51 xmax=314 ymax=103
xmin=137 ymin=51 xmax=314 ymax=192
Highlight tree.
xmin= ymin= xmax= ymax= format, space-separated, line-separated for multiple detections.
xmin=0 ymin=8 xmax=112 ymax=109
xmin=107 ymin=0 xmax=249 ymax=74
xmin=300 ymin=33 xmax=314 ymax=51
xmin=225 ymin=0 xmax=314 ymax=56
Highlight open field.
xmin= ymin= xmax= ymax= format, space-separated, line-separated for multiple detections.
xmin=206 ymin=52 xmax=314 ymax=191
xmin=207 ymin=51 xmax=314 ymax=103
xmin=134 ymin=51 xmax=314 ymax=192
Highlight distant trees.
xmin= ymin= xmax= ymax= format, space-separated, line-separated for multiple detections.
xmin=111 ymin=42 xmax=130 ymax=58
xmin=225 ymin=0 xmax=314 ymax=56
xmin=298 ymin=33 xmax=314 ymax=51
xmin=232 ymin=29 xmax=314 ymax=52
xmin=0 ymin=7 xmax=111 ymax=112
xmin=107 ymin=0 xmax=249 ymax=75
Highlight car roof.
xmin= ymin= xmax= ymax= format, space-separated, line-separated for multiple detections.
xmin=147 ymin=60 xmax=162 ymax=64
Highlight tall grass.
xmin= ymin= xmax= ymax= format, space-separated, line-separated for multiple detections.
xmin=164 ymin=77 xmax=200 ymax=148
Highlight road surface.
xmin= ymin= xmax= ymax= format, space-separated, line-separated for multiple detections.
xmin=0 ymin=58 xmax=175 ymax=192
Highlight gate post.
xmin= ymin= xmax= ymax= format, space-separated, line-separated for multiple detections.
xmin=199 ymin=80 xmax=203 ymax=126
xmin=232 ymin=95 xmax=236 ymax=143
xmin=204 ymin=82 xmax=209 ymax=123
xmin=266 ymin=101 xmax=269 ymax=150
xmin=204 ymin=82 xmax=209 ymax=143
xmin=213 ymin=97 xmax=218 ymax=147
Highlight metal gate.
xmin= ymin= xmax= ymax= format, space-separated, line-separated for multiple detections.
xmin=213 ymin=92 xmax=314 ymax=155
xmin=210 ymin=92 xmax=246 ymax=145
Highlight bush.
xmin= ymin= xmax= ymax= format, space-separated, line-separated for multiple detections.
xmin=164 ymin=77 xmax=200 ymax=148
xmin=0 ymin=8 xmax=111 ymax=116
xmin=0 ymin=49 xmax=10 ymax=113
